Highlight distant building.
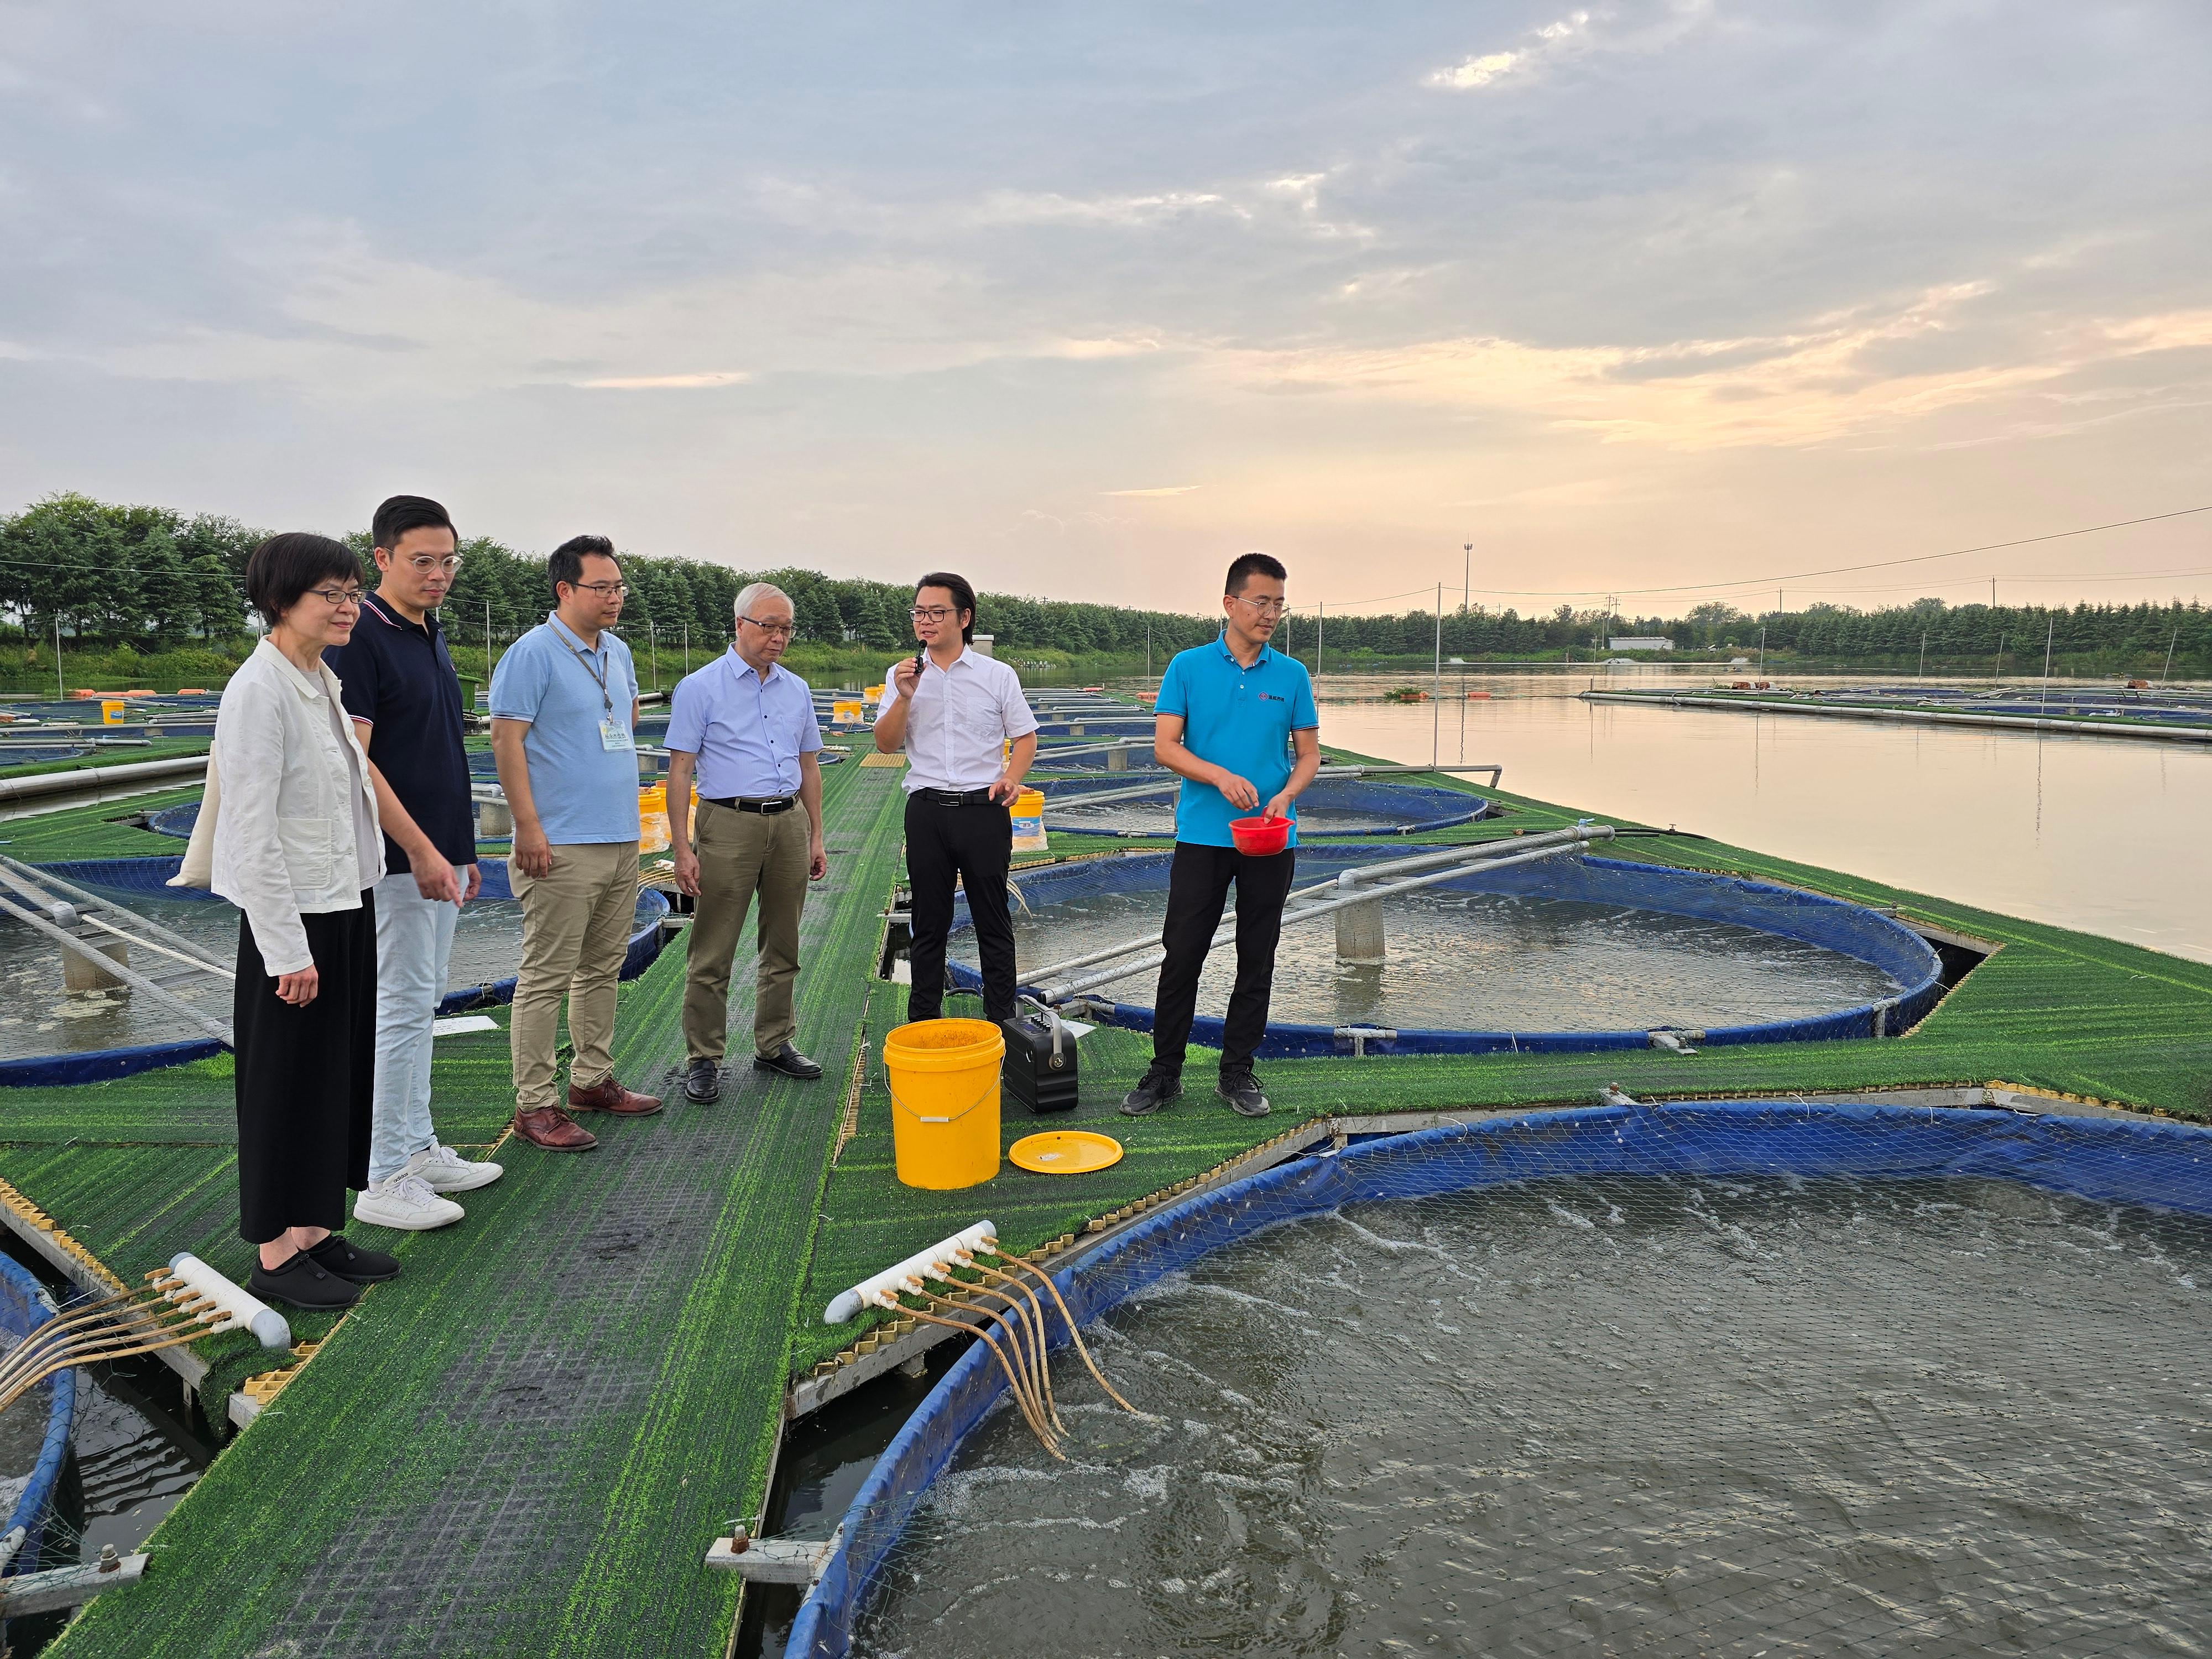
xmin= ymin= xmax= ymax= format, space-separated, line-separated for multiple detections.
xmin=971 ymin=633 xmax=995 ymax=658
xmin=1608 ymin=636 xmax=1675 ymax=653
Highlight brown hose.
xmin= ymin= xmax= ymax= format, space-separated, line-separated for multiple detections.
xmin=898 ymin=1302 xmax=1063 ymax=1458
xmin=930 ymin=1282 xmax=1060 ymax=1441
xmin=988 ymin=1253 xmax=1139 ymax=1414
xmin=954 ymin=1259 xmax=1069 ymax=1432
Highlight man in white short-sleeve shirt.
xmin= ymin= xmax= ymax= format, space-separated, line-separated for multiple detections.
xmin=872 ymin=572 xmax=1039 ymax=1022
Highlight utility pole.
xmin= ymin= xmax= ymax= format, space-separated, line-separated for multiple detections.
xmin=1314 ymin=604 xmax=1323 ymax=687
xmin=1463 ymin=542 xmax=1472 ymax=614
xmin=54 ymin=615 xmax=63 ymax=701
xmin=2041 ymin=615 xmax=2054 ymax=715
xmin=1995 ymin=633 xmax=2005 ymax=680
xmin=1757 ymin=625 xmax=1766 ymax=675
xmin=1145 ymin=622 xmax=1151 ymax=684
xmin=1918 ymin=631 xmax=1927 ymax=679
xmin=1432 ymin=583 xmax=1443 ymax=769
xmin=2162 ymin=624 xmax=2179 ymax=686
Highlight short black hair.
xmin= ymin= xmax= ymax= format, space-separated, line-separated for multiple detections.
xmin=244 ymin=533 xmax=363 ymax=627
xmin=549 ymin=534 xmax=618 ymax=597
xmin=915 ymin=571 xmax=978 ymax=644
xmin=1225 ymin=551 xmax=1287 ymax=596
xmin=372 ymin=494 xmax=456 ymax=552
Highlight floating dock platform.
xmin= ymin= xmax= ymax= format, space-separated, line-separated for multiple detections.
xmin=1582 ymin=681 xmax=2212 ymax=743
xmin=1 ymin=706 xmax=2206 ymax=1657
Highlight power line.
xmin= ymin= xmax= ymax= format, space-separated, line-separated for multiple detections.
xmin=1302 ymin=504 xmax=2212 ymax=608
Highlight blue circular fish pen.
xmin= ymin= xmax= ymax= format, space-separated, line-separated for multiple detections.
xmin=789 ymin=1099 xmax=2212 ymax=1658
xmin=947 ymin=847 xmax=1940 ymax=1055
xmin=0 ymin=1250 xmax=77 ymax=1591
xmin=1042 ymin=775 xmax=1488 ymax=839
xmin=0 ymin=857 xmax=669 ymax=1087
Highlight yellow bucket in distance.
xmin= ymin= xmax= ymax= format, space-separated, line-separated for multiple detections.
xmin=100 ymin=700 xmax=126 ymax=726
xmin=884 ymin=1018 xmax=1004 ymax=1190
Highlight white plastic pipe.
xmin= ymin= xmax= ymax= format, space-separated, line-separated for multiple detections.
xmin=167 ymin=1252 xmax=293 ymax=1350
xmin=823 ymin=1221 xmax=998 ymax=1324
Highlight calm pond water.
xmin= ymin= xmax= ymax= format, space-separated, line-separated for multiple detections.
xmin=1183 ymin=670 xmax=2212 ymax=964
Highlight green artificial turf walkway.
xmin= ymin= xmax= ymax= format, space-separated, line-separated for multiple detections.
xmin=39 ymin=755 xmax=907 ymax=1659
xmin=1 ymin=737 xmax=2206 ymax=1656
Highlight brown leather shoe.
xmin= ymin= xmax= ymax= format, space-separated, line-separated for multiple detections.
xmin=567 ymin=1074 xmax=664 ymax=1117
xmin=514 ymin=1105 xmax=598 ymax=1152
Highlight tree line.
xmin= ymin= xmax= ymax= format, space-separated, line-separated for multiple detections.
xmin=1 ymin=493 xmax=2205 ymax=676
xmin=0 ymin=493 xmax=1221 ymax=666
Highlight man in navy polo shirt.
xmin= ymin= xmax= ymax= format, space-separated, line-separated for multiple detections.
xmin=324 ymin=495 xmax=503 ymax=1232
xmin=1121 ymin=552 xmax=1319 ymax=1121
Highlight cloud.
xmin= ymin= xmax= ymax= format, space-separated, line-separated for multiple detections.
xmin=1186 ymin=284 xmax=2212 ymax=451
xmin=1426 ymin=11 xmax=1590 ymax=90
xmin=1101 ymin=484 xmax=1200 ymax=496
xmin=573 ymin=371 xmax=752 ymax=390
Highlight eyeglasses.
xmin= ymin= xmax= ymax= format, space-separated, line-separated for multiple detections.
xmin=570 ymin=581 xmax=628 ymax=596
xmin=1232 ymin=594 xmax=1288 ymax=615
xmin=911 ymin=606 xmax=958 ymax=622
xmin=404 ymin=555 xmax=464 ymax=574
xmin=308 ymin=586 xmax=365 ymax=609
xmin=739 ymin=616 xmax=797 ymax=637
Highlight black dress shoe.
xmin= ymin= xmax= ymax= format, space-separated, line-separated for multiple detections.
xmin=308 ymin=1233 xmax=400 ymax=1282
xmin=754 ymin=1042 xmax=823 ymax=1080
xmin=685 ymin=1057 xmax=723 ymax=1103
xmin=1119 ymin=1065 xmax=1182 ymax=1118
xmin=251 ymin=1251 xmax=361 ymax=1311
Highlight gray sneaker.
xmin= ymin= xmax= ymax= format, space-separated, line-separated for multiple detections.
xmin=1119 ymin=1066 xmax=1182 ymax=1118
xmin=1217 ymin=1070 xmax=1270 ymax=1118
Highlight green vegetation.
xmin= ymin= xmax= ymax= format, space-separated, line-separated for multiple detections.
xmin=13 ymin=492 xmax=2205 ymax=692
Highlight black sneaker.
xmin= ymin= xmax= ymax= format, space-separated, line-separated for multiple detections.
xmin=1217 ymin=1070 xmax=1271 ymax=1118
xmin=307 ymin=1233 xmax=399 ymax=1283
xmin=1119 ymin=1066 xmax=1182 ymax=1118
xmin=684 ymin=1058 xmax=723 ymax=1104
xmin=251 ymin=1250 xmax=361 ymax=1311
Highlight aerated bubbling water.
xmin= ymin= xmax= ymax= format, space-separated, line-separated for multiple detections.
xmin=858 ymin=1177 xmax=2212 ymax=1657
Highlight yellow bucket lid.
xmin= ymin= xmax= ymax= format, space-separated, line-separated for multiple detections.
xmin=1009 ymin=1130 xmax=1123 ymax=1176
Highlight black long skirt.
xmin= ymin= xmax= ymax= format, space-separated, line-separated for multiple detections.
xmin=233 ymin=893 xmax=377 ymax=1245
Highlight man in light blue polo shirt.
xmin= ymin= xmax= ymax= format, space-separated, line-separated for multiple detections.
xmin=666 ymin=581 xmax=830 ymax=1103
xmin=489 ymin=535 xmax=663 ymax=1154
xmin=1122 ymin=551 xmax=1320 ymax=1121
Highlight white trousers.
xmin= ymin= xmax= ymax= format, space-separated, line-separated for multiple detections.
xmin=369 ymin=864 xmax=464 ymax=1186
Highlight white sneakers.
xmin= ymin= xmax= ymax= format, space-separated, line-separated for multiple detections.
xmin=352 ymin=1146 xmax=505 ymax=1232
xmin=405 ymin=1143 xmax=504 ymax=1194
xmin=353 ymin=1173 xmax=464 ymax=1232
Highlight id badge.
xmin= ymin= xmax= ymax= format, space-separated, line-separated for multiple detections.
xmin=601 ymin=718 xmax=633 ymax=753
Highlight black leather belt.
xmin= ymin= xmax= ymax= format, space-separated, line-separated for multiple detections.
xmin=703 ymin=795 xmax=796 ymax=815
xmin=921 ymin=788 xmax=998 ymax=807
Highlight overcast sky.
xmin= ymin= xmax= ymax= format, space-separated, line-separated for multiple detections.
xmin=3 ymin=2 xmax=2208 ymax=617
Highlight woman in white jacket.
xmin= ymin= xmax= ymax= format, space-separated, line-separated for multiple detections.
xmin=214 ymin=534 xmax=397 ymax=1310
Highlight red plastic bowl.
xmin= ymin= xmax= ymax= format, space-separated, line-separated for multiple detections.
xmin=1229 ymin=815 xmax=1291 ymax=855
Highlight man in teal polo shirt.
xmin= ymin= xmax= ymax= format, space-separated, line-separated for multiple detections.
xmin=1122 ymin=552 xmax=1320 ymax=1120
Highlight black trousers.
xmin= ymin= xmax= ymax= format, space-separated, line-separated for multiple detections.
xmin=905 ymin=792 xmax=1018 ymax=1023
xmin=233 ymin=894 xmax=376 ymax=1245
xmin=1150 ymin=842 xmax=1297 ymax=1076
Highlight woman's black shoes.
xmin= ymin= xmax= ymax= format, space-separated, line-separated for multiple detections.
xmin=251 ymin=1250 xmax=362 ymax=1310
xmin=307 ymin=1233 xmax=400 ymax=1283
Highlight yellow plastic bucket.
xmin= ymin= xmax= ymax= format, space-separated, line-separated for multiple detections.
xmin=1009 ymin=787 xmax=1047 ymax=853
xmin=100 ymin=700 xmax=126 ymax=726
xmin=884 ymin=1018 xmax=1004 ymax=1190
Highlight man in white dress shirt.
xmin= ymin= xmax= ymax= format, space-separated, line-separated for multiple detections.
xmin=872 ymin=572 xmax=1039 ymax=1024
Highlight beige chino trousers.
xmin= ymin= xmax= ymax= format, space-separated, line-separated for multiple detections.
xmin=682 ymin=801 xmax=810 ymax=1063
xmin=509 ymin=841 xmax=641 ymax=1111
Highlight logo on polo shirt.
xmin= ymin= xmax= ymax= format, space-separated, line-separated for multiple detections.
xmin=1256 ymin=690 xmax=1286 ymax=703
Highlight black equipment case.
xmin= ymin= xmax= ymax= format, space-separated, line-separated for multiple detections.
xmin=1001 ymin=1005 xmax=1079 ymax=1113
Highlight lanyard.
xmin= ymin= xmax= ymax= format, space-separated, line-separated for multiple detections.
xmin=559 ymin=628 xmax=614 ymax=714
